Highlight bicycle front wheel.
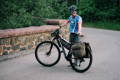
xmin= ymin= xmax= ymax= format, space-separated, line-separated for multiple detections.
xmin=35 ymin=41 xmax=61 ymax=67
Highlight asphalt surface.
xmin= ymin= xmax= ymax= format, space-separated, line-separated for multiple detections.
xmin=0 ymin=28 xmax=120 ymax=80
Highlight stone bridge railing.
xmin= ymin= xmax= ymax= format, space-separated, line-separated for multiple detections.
xmin=0 ymin=19 xmax=69 ymax=56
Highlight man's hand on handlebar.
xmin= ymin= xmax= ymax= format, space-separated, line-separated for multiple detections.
xmin=78 ymin=32 xmax=84 ymax=37
xmin=59 ymin=20 xmax=69 ymax=27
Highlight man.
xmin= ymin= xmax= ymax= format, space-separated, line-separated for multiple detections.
xmin=61 ymin=7 xmax=83 ymax=66
xmin=69 ymin=10 xmax=83 ymax=43
xmin=62 ymin=9 xmax=83 ymax=44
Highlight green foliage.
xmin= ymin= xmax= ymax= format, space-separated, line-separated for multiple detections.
xmin=0 ymin=0 xmax=119 ymax=29
xmin=0 ymin=0 xmax=34 ymax=29
xmin=77 ymin=0 xmax=95 ymax=21
xmin=0 ymin=0 xmax=68 ymax=29
xmin=51 ymin=1 xmax=68 ymax=18
xmin=77 ymin=0 xmax=120 ymax=22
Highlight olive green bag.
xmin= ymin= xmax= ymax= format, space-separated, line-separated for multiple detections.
xmin=71 ymin=42 xmax=86 ymax=58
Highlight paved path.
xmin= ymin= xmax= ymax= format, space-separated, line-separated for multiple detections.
xmin=0 ymin=28 xmax=120 ymax=80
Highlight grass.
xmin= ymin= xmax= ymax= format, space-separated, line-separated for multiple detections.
xmin=84 ymin=21 xmax=120 ymax=31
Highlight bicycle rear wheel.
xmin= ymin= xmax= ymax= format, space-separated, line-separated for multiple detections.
xmin=70 ymin=44 xmax=93 ymax=73
xmin=35 ymin=41 xmax=61 ymax=67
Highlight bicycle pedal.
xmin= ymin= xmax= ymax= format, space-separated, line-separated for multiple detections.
xmin=80 ymin=59 xmax=85 ymax=62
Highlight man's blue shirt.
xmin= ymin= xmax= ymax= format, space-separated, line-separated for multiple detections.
xmin=69 ymin=15 xmax=82 ymax=33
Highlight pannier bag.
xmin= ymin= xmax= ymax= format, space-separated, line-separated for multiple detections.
xmin=71 ymin=42 xmax=86 ymax=58
xmin=84 ymin=42 xmax=91 ymax=58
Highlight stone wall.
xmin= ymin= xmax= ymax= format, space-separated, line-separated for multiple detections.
xmin=0 ymin=19 xmax=69 ymax=56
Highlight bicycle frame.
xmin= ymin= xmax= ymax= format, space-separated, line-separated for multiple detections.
xmin=52 ymin=35 xmax=71 ymax=61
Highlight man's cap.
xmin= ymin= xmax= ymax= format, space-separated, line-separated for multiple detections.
xmin=68 ymin=5 xmax=77 ymax=14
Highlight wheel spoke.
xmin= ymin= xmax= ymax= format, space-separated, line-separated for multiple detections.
xmin=70 ymin=51 xmax=92 ymax=73
xmin=35 ymin=41 xmax=61 ymax=67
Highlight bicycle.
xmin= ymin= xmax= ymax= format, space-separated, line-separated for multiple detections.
xmin=35 ymin=26 xmax=93 ymax=73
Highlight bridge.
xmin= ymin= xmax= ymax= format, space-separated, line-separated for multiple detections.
xmin=0 ymin=27 xmax=120 ymax=80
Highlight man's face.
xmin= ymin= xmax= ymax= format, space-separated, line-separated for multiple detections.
xmin=72 ymin=11 xmax=77 ymax=17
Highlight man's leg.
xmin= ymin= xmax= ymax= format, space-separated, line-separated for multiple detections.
xmin=71 ymin=33 xmax=80 ymax=66
xmin=67 ymin=33 xmax=79 ymax=67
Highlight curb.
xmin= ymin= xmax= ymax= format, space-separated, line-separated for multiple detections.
xmin=0 ymin=49 xmax=34 ymax=62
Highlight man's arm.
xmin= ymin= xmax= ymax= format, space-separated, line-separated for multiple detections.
xmin=60 ymin=20 xmax=69 ymax=27
xmin=78 ymin=21 xmax=82 ymax=35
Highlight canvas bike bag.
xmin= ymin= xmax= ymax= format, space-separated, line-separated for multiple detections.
xmin=71 ymin=42 xmax=86 ymax=58
xmin=71 ymin=42 xmax=92 ymax=58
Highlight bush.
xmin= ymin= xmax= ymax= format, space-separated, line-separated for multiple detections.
xmin=0 ymin=0 xmax=68 ymax=29
xmin=77 ymin=0 xmax=120 ymax=22
xmin=0 ymin=0 xmax=33 ymax=29
xmin=0 ymin=0 xmax=119 ymax=29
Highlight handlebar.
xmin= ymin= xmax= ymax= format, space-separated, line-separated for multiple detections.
xmin=51 ymin=25 xmax=84 ymax=37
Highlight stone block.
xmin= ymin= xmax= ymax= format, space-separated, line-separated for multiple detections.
xmin=12 ymin=45 xmax=20 ymax=51
xmin=3 ymin=51 xmax=9 ymax=55
xmin=45 ymin=19 xmax=67 ymax=25
xmin=20 ymin=47 xmax=26 ymax=51
xmin=0 ymin=46 xmax=3 ymax=56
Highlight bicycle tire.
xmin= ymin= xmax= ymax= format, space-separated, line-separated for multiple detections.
xmin=70 ymin=44 xmax=93 ymax=73
xmin=35 ymin=41 xmax=61 ymax=67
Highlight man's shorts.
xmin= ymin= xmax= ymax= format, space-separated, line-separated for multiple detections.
xmin=69 ymin=33 xmax=80 ymax=44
